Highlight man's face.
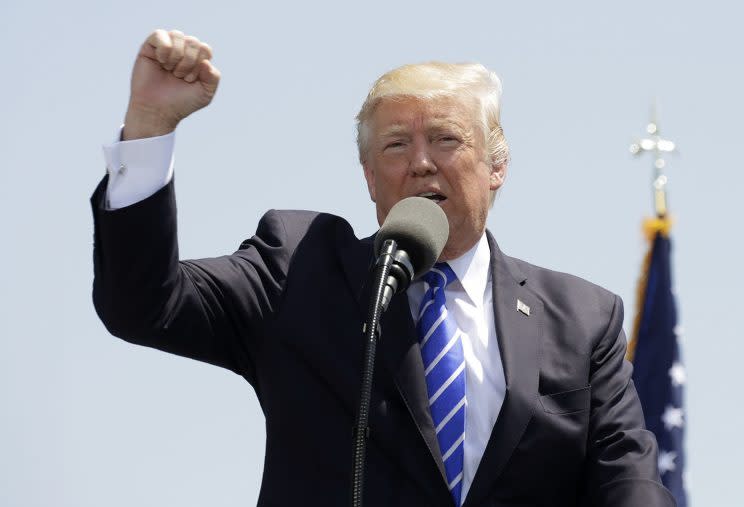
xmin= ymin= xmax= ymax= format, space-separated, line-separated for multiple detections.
xmin=362 ymin=95 xmax=506 ymax=260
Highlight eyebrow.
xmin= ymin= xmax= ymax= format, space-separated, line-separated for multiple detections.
xmin=378 ymin=125 xmax=409 ymax=138
xmin=428 ymin=119 xmax=468 ymax=133
xmin=377 ymin=120 xmax=468 ymax=139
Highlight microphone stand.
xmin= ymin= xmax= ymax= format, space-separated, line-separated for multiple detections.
xmin=350 ymin=239 xmax=412 ymax=507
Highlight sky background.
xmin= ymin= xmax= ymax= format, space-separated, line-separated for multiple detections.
xmin=1 ymin=0 xmax=742 ymax=505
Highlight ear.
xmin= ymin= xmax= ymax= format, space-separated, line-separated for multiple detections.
xmin=362 ymin=162 xmax=377 ymax=202
xmin=489 ymin=162 xmax=507 ymax=191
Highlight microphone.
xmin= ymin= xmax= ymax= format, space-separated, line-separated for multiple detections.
xmin=351 ymin=197 xmax=449 ymax=507
xmin=373 ymin=197 xmax=449 ymax=309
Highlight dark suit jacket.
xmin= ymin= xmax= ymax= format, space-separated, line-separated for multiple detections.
xmin=91 ymin=178 xmax=675 ymax=506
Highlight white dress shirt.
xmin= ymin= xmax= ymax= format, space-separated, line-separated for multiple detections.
xmin=102 ymin=131 xmax=507 ymax=504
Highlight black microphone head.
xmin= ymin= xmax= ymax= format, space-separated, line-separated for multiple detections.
xmin=374 ymin=197 xmax=449 ymax=279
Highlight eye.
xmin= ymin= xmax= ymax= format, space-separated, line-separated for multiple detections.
xmin=437 ymin=134 xmax=461 ymax=145
xmin=384 ymin=141 xmax=406 ymax=151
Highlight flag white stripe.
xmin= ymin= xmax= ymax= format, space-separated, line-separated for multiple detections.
xmin=424 ymin=330 xmax=461 ymax=375
xmin=429 ymin=362 xmax=465 ymax=405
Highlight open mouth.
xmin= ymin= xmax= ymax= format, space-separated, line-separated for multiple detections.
xmin=417 ymin=191 xmax=447 ymax=204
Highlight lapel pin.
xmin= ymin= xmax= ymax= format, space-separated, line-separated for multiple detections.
xmin=517 ymin=299 xmax=531 ymax=316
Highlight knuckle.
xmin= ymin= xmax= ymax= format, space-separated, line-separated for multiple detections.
xmin=149 ymin=29 xmax=170 ymax=48
xmin=169 ymin=31 xmax=184 ymax=46
xmin=157 ymin=35 xmax=173 ymax=49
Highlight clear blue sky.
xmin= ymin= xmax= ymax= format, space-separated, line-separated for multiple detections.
xmin=1 ymin=0 xmax=741 ymax=505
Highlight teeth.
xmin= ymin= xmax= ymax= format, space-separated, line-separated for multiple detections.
xmin=417 ymin=192 xmax=445 ymax=203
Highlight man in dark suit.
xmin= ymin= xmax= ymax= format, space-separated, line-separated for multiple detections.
xmin=92 ymin=29 xmax=675 ymax=506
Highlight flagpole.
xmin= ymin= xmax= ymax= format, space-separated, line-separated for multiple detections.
xmin=627 ymin=110 xmax=688 ymax=506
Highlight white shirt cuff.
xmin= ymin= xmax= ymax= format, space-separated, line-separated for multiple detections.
xmin=102 ymin=128 xmax=175 ymax=209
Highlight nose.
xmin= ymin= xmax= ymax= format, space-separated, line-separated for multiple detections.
xmin=409 ymin=139 xmax=436 ymax=176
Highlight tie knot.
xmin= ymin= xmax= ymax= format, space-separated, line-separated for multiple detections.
xmin=423 ymin=262 xmax=456 ymax=289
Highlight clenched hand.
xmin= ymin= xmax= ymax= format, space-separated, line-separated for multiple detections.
xmin=123 ymin=29 xmax=220 ymax=140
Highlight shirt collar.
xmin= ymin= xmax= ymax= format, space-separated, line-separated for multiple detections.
xmin=446 ymin=233 xmax=491 ymax=305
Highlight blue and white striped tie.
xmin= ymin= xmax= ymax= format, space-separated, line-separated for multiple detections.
xmin=417 ymin=263 xmax=466 ymax=506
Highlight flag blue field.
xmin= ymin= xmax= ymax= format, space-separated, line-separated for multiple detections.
xmin=628 ymin=218 xmax=688 ymax=506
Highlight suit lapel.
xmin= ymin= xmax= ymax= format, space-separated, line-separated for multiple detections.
xmin=339 ymin=234 xmax=451 ymax=502
xmin=341 ymin=231 xmax=446 ymax=483
xmin=380 ymin=294 xmax=448 ymax=483
xmin=463 ymin=232 xmax=542 ymax=507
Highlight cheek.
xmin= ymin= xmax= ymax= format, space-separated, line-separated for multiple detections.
xmin=375 ymin=165 xmax=406 ymax=193
xmin=456 ymin=167 xmax=494 ymax=207
xmin=362 ymin=168 xmax=376 ymax=200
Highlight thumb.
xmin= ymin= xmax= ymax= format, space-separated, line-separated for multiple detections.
xmin=138 ymin=40 xmax=159 ymax=62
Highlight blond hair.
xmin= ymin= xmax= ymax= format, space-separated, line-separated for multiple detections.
xmin=356 ymin=62 xmax=509 ymax=172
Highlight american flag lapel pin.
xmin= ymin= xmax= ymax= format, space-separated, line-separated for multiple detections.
xmin=517 ymin=299 xmax=531 ymax=316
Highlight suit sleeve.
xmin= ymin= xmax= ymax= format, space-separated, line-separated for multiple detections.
xmin=91 ymin=176 xmax=293 ymax=382
xmin=581 ymin=294 xmax=677 ymax=506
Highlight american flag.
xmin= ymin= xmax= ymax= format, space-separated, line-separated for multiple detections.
xmin=628 ymin=218 xmax=688 ymax=506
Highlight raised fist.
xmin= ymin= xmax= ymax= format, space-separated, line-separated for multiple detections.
xmin=123 ymin=29 xmax=221 ymax=140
